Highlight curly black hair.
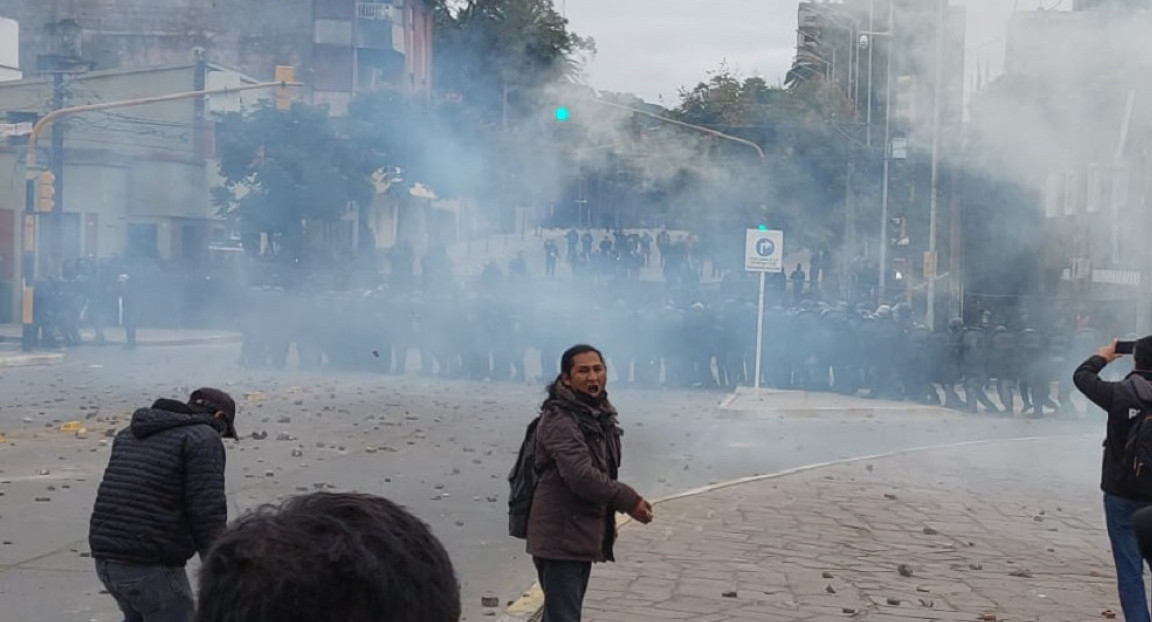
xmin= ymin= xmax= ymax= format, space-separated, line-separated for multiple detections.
xmin=195 ymin=492 xmax=460 ymax=622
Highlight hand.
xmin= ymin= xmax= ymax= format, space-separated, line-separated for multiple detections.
xmin=628 ymin=498 xmax=654 ymax=524
xmin=1098 ymin=339 xmax=1123 ymax=363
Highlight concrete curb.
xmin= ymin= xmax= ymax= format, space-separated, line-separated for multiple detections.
xmin=126 ymin=335 xmax=242 ymax=347
xmin=496 ymin=432 xmax=1076 ymax=622
xmin=719 ymin=386 xmax=955 ymax=416
xmin=0 ymin=334 xmax=241 ymax=348
xmin=497 ymin=584 xmax=544 ymax=622
xmin=0 ymin=352 xmax=65 ymax=368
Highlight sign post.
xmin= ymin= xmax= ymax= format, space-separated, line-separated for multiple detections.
xmin=745 ymin=229 xmax=784 ymax=390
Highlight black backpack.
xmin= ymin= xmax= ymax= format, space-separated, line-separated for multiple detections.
xmin=507 ymin=416 xmax=542 ymax=539
xmin=1121 ymin=378 xmax=1152 ymax=488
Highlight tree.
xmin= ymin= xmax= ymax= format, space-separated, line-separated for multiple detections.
xmin=432 ymin=0 xmax=595 ymax=126
xmin=346 ymin=89 xmax=477 ymax=199
xmin=213 ymin=102 xmax=380 ymax=261
xmin=662 ymin=66 xmax=857 ymax=258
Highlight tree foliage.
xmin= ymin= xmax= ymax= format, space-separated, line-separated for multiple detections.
xmin=213 ymin=102 xmax=379 ymax=259
xmin=431 ymin=0 xmax=595 ymax=125
xmin=661 ymin=66 xmax=860 ymax=255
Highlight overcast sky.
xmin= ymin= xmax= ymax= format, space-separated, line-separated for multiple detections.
xmin=562 ymin=0 xmax=1055 ymax=106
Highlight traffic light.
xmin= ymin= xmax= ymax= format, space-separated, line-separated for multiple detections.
xmin=889 ymin=216 xmax=907 ymax=246
xmin=554 ymin=106 xmax=570 ymax=122
xmin=36 ymin=171 xmax=55 ymax=213
xmin=274 ymin=65 xmax=295 ymax=111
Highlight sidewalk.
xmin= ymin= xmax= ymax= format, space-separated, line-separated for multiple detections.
xmin=0 ymin=326 xmax=240 ymax=368
xmin=0 ymin=325 xmax=241 ymax=348
xmin=721 ymin=386 xmax=953 ymax=418
xmin=0 ymin=346 xmax=65 ymax=368
xmin=576 ymin=435 xmax=1117 ymax=622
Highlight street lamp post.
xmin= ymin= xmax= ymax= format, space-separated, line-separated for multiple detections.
xmin=866 ymin=0 xmax=875 ymax=147
xmin=925 ymin=0 xmax=946 ymax=330
xmin=865 ymin=7 xmax=895 ymax=307
xmin=583 ymin=97 xmax=766 ymax=160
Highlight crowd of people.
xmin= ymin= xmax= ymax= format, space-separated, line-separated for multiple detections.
xmin=19 ymin=255 xmax=244 ymax=349
xmin=71 ymin=227 xmax=1152 ymax=622
xmin=236 ymin=229 xmax=1102 ymax=419
xmin=20 ymin=228 xmax=1120 ymax=422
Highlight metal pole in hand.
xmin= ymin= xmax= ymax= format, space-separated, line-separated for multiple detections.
xmin=753 ymin=271 xmax=766 ymax=390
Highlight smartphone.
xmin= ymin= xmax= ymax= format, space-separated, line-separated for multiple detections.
xmin=1117 ymin=341 xmax=1136 ymax=355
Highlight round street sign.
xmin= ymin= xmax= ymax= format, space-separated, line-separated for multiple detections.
xmin=755 ymin=237 xmax=775 ymax=258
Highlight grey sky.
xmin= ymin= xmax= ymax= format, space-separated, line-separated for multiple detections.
xmin=562 ymin=0 xmax=1053 ymax=106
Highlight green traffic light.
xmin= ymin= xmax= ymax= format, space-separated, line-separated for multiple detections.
xmin=758 ymin=225 xmax=767 ymax=231
xmin=554 ymin=107 xmax=570 ymax=122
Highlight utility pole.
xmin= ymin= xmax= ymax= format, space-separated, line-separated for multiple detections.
xmin=49 ymin=70 xmax=66 ymax=280
xmin=925 ymin=0 xmax=946 ymax=330
xmin=877 ymin=3 xmax=895 ymax=305
xmin=866 ymin=0 xmax=876 ymax=147
xmin=948 ymin=168 xmax=963 ymax=322
xmin=842 ymin=158 xmax=856 ymax=301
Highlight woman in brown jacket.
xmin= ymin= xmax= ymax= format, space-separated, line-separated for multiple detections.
xmin=527 ymin=344 xmax=654 ymax=622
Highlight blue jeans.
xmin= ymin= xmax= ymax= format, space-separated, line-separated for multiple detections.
xmin=1105 ymin=494 xmax=1152 ymax=622
xmin=95 ymin=559 xmax=194 ymax=622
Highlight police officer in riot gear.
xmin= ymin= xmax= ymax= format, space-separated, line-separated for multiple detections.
xmin=990 ymin=325 xmax=1019 ymax=414
xmin=961 ymin=321 xmax=1000 ymax=414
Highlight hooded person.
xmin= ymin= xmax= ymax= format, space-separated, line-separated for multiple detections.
xmin=89 ymin=387 xmax=237 ymax=622
xmin=1074 ymin=336 xmax=1152 ymax=622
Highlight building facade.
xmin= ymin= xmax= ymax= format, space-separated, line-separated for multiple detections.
xmin=3 ymin=0 xmax=432 ymax=114
xmin=790 ymin=0 xmax=966 ymax=320
xmin=969 ymin=3 xmax=1152 ymax=329
xmin=0 ymin=62 xmax=259 ymax=321
xmin=791 ymin=0 xmax=966 ymax=141
xmin=0 ymin=18 xmax=21 ymax=82
xmin=1074 ymin=0 xmax=1151 ymax=9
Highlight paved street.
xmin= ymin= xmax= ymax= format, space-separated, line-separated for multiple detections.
xmin=584 ymin=435 xmax=1116 ymax=622
xmin=0 ymin=342 xmax=1104 ymax=621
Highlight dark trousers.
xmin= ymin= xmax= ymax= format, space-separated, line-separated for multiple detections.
xmin=95 ymin=558 xmax=194 ymax=622
xmin=534 ymin=557 xmax=593 ymax=622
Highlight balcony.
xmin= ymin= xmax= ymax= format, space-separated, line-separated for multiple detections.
xmin=357 ymin=2 xmax=401 ymax=22
xmin=355 ymin=3 xmax=405 ymax=52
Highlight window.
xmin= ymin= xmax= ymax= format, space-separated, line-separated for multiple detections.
xmin=313 ymin=45 xmax=355 ymax=91
xmin=127 ymin=223 xmax=158 ymax=259
xmin=314 ymin=0 xmax=354 ymax=20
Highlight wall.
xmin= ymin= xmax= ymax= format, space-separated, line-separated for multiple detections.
xmin=1074 ymin=0 xmax=1152 ymax=9
xmin=978 ymin=9 xmax=1152 ymax=324
xmin=7 ymin=0 xmax=432 ymax=100
xmin=0 ymin=62 xmax=254 ymax=320
xmin=0 ymin=17 xmax=21 ymax=81
xmin=404 ymin=0 xmax=432 ymax=93
xmin=6 ymin=0 xmax=311 ymax=80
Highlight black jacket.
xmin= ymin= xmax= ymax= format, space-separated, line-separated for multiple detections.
xmin=89 ymin=399 xmax=228 ymax=566
xmin=1073 ymin=355 xmax=1152 ymax=500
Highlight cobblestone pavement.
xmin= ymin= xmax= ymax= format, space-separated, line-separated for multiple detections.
xmin=582 ymin=435 xmax=1119 ymax=622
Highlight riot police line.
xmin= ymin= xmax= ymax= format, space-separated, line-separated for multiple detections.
xmin=19 ymin=257 xmax=242 ymax=349
xmin=237 ymin=255 xmax=1098 ymax=418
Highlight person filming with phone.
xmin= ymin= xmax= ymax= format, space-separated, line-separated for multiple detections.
xmin=1074 ymin=336 xmax=1152 ymax=622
